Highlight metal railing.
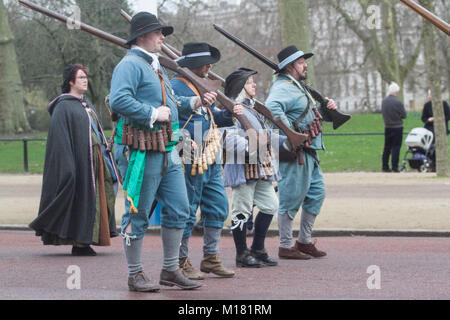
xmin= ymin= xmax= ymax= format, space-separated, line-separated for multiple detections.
xmin=0 ymin=138 xmax=46 ymax=173
xmin=1 ymin=132 xmax=408 ymax=173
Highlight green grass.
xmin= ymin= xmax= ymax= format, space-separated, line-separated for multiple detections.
xmin=0 ymin=115 xmax=448 ymax=173
xmin=319 ymin=112 xmax=450 ymax=172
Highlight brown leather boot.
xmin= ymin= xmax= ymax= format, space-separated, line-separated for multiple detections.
xmin=278 ymin=246 xmax=311 ymax=260
xmin=179 ymin=257 xmax=205 ymax=280
xmin=200 ymin=254 xmax=235 ymax=278
xmin=295 ymin=240 xmax=327 ymax=258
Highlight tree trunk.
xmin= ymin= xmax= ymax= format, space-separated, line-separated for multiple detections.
xmin=420 ymin=0 xmax=449 ymax=176
xmin=278 ymin=0 xmax=315 ymax=85
xmin=382 ymin=0 xmax=403 ymax=101
xmin=0 ymin=0 xmax=30 ymax=134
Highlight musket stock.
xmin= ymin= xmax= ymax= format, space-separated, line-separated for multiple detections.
xmin=304 ymin=84 xmax=351 ymax=130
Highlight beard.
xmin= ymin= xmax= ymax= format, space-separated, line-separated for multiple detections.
xmin=299 ymin=71 xmax=307 ymax=81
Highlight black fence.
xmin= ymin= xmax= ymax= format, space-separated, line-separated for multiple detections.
xmin=1 ymin=132 xmax=408 ymax=173
xmin=0 ymin=138 xmax=46 ymax=173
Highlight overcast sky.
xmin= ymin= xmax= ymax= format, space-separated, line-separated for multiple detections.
xmin=130 ymin=0 xmax=158 ymax=15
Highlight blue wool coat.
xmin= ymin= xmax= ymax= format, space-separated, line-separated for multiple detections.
xmin=265 ymin=73 xmax=330 ymax=150
xmin=110 ymin=49 xmax=193 ymax=131
xmin=265 ymin=73 xmax=330 ymax=218
xmin=169 ymin=75 xmax=233 ymax=238
xmin=109 ymin=49 xmax=194 ymax=237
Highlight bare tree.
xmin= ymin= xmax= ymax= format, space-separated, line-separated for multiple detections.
xmin=278 ymin=0 xmax=315 ymax=85
xmin=330 ymin=0 xmax=425 ymax=102
xmin=0 ymin=0 xmax=31 ymax=134
xmin=8 ymin=0 xmax=132 ymax=129
xmin=419 ymin=0 xmax=449 ymax=176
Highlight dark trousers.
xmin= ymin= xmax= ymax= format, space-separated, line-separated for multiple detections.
xmin=382 ymin=127 xmax=403 ymax=170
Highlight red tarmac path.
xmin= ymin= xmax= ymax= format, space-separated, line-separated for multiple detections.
xmin=0 ymin=230 xmax=449 ymax=300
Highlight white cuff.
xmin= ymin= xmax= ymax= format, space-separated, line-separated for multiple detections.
xmin=190 ymin=96 xmax=201 ymax=111
xmin=149 ymin=107 xmax=159 ymax=128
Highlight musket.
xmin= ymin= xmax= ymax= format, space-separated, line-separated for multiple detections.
xmin=120 ymin=10 xmax=308 ymax=156
xmin=18 ymin=1 xmax=253 ymax=129
xmin=399 ymin=0 xmax=450 ymax=36
xmin=20 ymin=1 xmax=282 ymax=165
xmin=213 ymin=24 xmax=352 ymax=130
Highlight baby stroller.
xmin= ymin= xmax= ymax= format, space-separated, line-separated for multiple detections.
xmin=400 ymin=128 xmax=434 ymax=172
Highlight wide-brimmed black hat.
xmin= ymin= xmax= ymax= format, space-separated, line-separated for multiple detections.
xmin=175 ymin=42 xmax=220 ymax=69
xmin=224 ymin=68 xmax=257 ymax=100
xmin=126 ymin=12 xmax=173 ymax=46
xmin=277 ymin=45 xmax=313 ymax=71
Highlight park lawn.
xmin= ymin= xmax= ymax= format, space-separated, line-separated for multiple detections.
xmin=319 ymin=112 xmax=434 ymax=172
xmin=0 ymin=113 xmax=449 ymax=173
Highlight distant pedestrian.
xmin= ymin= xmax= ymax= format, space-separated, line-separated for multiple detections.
xmin=381 ymin=82 xmax=407 ymax=173
xmin=421 ymin=89 xmax=450 ymax=172
xmin=421 ymin=89 xmax=450 ymax=135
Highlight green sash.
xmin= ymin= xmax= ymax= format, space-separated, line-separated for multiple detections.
xmin=123 ymin=122 xmax=179 ymax=213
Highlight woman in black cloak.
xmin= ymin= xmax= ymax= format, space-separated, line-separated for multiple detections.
xmin=29 ymin=64 xmax=118 ymax=256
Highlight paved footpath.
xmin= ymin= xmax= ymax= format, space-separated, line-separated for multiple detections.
xmin=1 ymin=231 xmax=449 ymax=300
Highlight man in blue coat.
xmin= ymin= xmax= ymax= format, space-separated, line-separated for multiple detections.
xmin=169 ymin=42 xmax=242 ymax=280
xmin=265 ymin=46 xmax=338 ymax=260
xmin=110 ymin=13 xmax=216 ymax=292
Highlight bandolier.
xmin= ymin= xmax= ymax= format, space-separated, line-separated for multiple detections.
xmin=174 ymin=75 xmax=222 ymax=176
xmin=239 ymin=102 xmax=274 ymax=181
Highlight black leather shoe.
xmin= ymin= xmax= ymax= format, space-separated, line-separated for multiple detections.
xmin=71 ymin=245 xmax=96 ymax=256
xmin=236 ymin=250 xmax=263 ymax=268
xmin=251 ymin=248 xmax=278 ymax=266
xmin=159 ymin=269 xmax=202 ymax=290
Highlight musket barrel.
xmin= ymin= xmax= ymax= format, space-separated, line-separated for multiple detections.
xmin=399 ymin=0 xmax=450 ymax=36
xmin=19 ymin=0 xmax=128 ymax=48
xmin=213 ymin=24 xmax=279 ymax=70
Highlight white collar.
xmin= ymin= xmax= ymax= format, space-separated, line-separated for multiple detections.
xmin=284 ymin=74 xmax=314 ymax=102
xmin=132 ymin=45 xmax=160 ymax=71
